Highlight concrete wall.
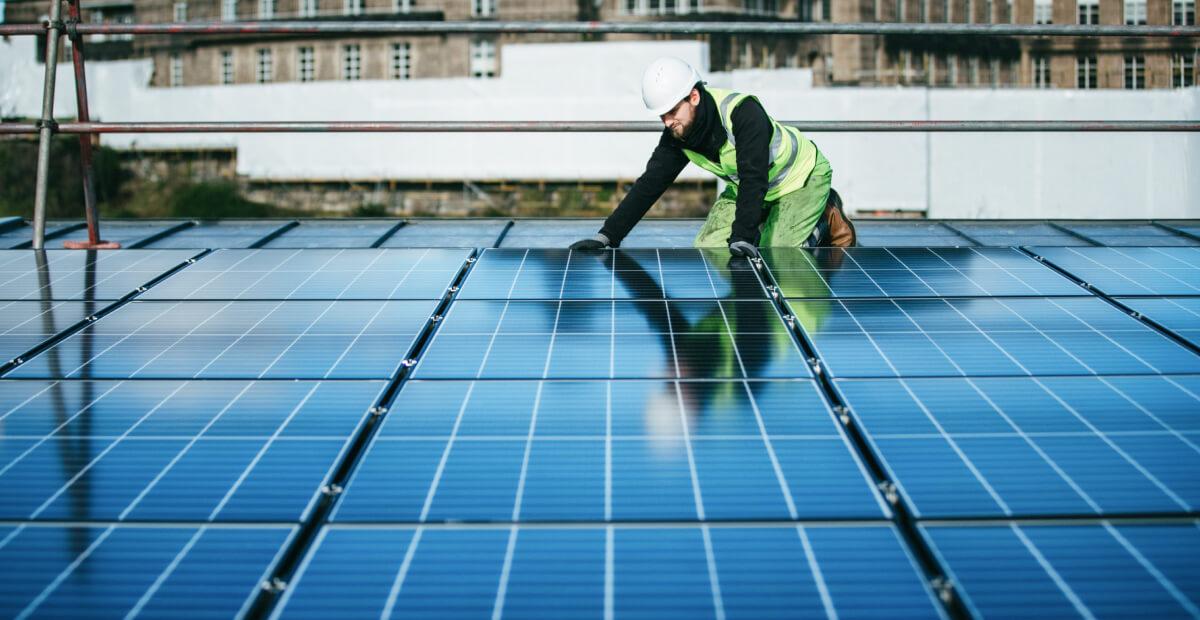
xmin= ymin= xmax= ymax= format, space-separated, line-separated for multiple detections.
xmin=2 ymin=37 xmax=1197 ymax=218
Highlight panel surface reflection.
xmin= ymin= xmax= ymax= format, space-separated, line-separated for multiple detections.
xmin=0 ymin=380 xmax=384 ymax=521
xmin=790 ymin=297 xmax=1200 ymax=378
xmin=1034 ymin=246 xmax=1200 ymax=295
xmin=144 ymin=248 xmax=469 ymax=300
xmin=333 ymin=379 xmax=885 ymax=522
xmin=922 ymin=523 xmax=1200 ymax=619
xmin=837 ymin=375 xmax=1200 ymax=518
xmin=459 ymin=248 xmax=766 ymax=300
xmin=277 ymin=525 xmax=942 ymax=619
xmin=0 ymin=524 xmax=293 ymax=619
xmin=763 ymin=247 xmax=1083 ymax=299
xmin=416 ymin=299 xmax=808 ymax=379
xmin=0 ymin=249 xmax=197 ymax=301
xmin=10 ymin=300 xmax=438 ymax=379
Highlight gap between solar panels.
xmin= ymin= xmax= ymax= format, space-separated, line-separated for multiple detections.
xmin=748 ymin=253 xmax=974 ymax=619
xmin=0 ymin=249 xmax=208 ymax=378
xmin=243 ymin=249 xmax=480 ymax=619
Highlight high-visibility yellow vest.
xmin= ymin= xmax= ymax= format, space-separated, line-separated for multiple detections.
xmin=681 ymin=87 xmax=818 ymax=201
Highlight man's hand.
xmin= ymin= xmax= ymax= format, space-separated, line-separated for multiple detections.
xmin=728 ymin=239 xmax=761 ymax=259
xmin=569 ymin=233 xmax=613 ymax=251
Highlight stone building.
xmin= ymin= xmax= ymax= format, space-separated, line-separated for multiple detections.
xmin=3 ymin=0 xmax=1196 ymax=89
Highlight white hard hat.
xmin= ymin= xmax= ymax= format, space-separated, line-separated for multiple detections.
xmin=641 ymin=56 xmax=702 ymax=116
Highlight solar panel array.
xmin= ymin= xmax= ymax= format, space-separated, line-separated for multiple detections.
xmin=0 ymin=229 xmax=1198 ymax=619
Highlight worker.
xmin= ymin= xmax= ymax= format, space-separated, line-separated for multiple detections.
xmin=570 ymin=56 xmax=856 ymax=257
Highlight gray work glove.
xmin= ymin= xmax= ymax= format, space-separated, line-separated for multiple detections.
xmin=728 ymin=240 xmax=761 ymax=259
xmin=569 ymin=233 xmax=613 ymax=251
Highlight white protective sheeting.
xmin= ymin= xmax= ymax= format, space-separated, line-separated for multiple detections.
xmin=2 ymin=35 xmax=1198 ymax=217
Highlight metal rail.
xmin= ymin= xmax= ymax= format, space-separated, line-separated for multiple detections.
xmin=2 ymin=121 xmax=1198 ymax=134
xmin=2 ymin=20 xmax=1200 ymax=37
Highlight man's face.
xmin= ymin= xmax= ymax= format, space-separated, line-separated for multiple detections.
xmin=660 ymin=88 xmax=700 ymax=140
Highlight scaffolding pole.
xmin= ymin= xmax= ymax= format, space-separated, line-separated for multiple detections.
xmin=31 ymin=0 xmax=66 ymax=251
xmin=0 ymin=21 xmax=1197 ymax=37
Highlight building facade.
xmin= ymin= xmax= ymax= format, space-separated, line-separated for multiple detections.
xmin=4 ymin=0 xmax=1197 ymax=88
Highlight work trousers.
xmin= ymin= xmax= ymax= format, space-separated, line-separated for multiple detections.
xmin=693 ymin=148 xmax=832 ymax=248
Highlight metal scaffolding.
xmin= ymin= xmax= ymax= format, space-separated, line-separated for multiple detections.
xmin=1 ymin=10 xmax=1198 ymax=249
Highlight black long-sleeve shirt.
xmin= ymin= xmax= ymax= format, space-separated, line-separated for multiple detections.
xmin=600 ymin=87 xmax=773 ymax=246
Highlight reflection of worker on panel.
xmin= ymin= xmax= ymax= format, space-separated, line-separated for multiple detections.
xmin=571 ymin=57 xmax=856 ymax=257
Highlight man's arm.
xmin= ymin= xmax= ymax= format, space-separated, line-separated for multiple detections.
xmin=728 ymin=98 xmax=773 ymax=246
xmin=596 ymin=132 xmax=690 ymax=246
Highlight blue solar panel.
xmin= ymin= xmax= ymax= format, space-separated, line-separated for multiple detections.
xmin=0 ymin=250 xmax=198 ymax=301
xmin=837 ymin=376 xmax=1200 ymax=518
xmin=332 ymin=379 xmax=885 ymax=523
xmin=498 ymin=220 xmax=606 ymax=248
xmin=1055 ymin=222 xmax=1198 ymax=246
xmin=944 ymin=221 xmax=1093 ymax=247
xmin=922 ymin=522 xmax=1200 ymax=619
xmin=1032 ymin=247 xmax=1200 ymax=295
xmin=50 ymin=221 xmax=185 ymax=247
xmin=258 ymin=220 xmax=399 ymax=248
xmin=415 ymin=300 xmax=810 ymax=379
xmin=143 ymin=248 xmax=469 ymax=300
xmin=1119 ymin=297 xmax=1200 ymax=350
xmin=763 ymin=247 xmax=1084 ymax=298
xmin=0 ymin=380 xmax=384 ymax=521
xmin=381 ymin=220 xmax=509 ymax=248
xmin=789 ymin=297 xmax=1200 ymax=378
xmin=9 ymin=300 xmax=439 ymax=379
xmin=0 ymin=301 xmax=93 ymax=366
xmin=140 ymin=221 xmax=291 ymax=249
xmin=619 ymin=220 xmax=704 ymax=248
xmin=854 ymin=221 xmax=973 ymax=247
xmin=0 ymin=524 xmax=293 ymax=618
xmin=0 ymin=222 xmax=84 ymax=249
xmin=459 ymin=249 xmax=766 ymax=300
xmin=275 ymin=524 xmax=943 ymax=619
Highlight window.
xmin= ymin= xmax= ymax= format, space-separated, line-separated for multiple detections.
xmin=1034 ymin=0 xmax=1052 ymax=23
xmin=173 ymin=1 xmax=187 ymax=21
xmin=391 ymin=42 xmax=411 ymax=79
xmin=1077 ymin=55 xmax=1097 ymax=88
xmin=990 ymin=57 xmax=1001 ymax=86
xmin=1172 ymin=53 xmax=1195 ymax=86
xmin=90 ymin=9 xmax=107 ymax=43
xmin=898 ymin=0 xmax=906 ymax=21
xmin=220 ymin=49 xmax=234 ymax=84
xmin=470 ymin=39 xmax=496 ymax=78
xmin=1033 ymin=55 xmax=1050 ymax=87
xmin=258 ymin=0 xmax=274 ymax=19
xmin=395 ymin=0 xmax=413 ymax=12
xmin=1077 ymin=0 xmax=1098 ymax=24
xmin=1174 ymin=0 xmax=1195 ymax=24
xmin=1124 ymin=0 xmax=1146 ymax=24
xmin=947 ymin=53 xmax=958 ymax=83
xmin=221 ymin=0 xmax=237 ymax=21
xmin=965 ymin=0 xmax=974 ymax=22
xmin=169 ymin=53 xmax=183 ymax=87
xmin=344 ymin=0 xmax=363 ymax=15
xmin=472 ymin=0 xmax=495 ymax=17
xmin=969 ymin=56 xmax=980 ymax=84
xmin=622 ymin=0 xmax=700 ymax=14
xmin=942 ymin=0 xmax=951 ymax=21
xmin=983 ymin=0 xmax=992 ymax=23
xmin=744 ymin=0 xmax=779 ymax=14
xmin=1124 ymin=55 xmax=1145 ymax=88
xmin=342 ymin=44 xmax=361 ymax=80
xmin=256 ymin=48 xmax=272 ymax=82
xmin=298 ymin=46 xmax=314 ymax=82
xmin=299 ymin=0 xmax=317 ymax=17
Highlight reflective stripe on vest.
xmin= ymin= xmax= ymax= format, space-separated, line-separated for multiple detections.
xmin=683 ymin=88 xmax=815 ymax=199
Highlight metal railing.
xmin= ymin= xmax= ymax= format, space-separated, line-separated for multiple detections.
xmin=1 ymin=10 xmax=1198 ymax=249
